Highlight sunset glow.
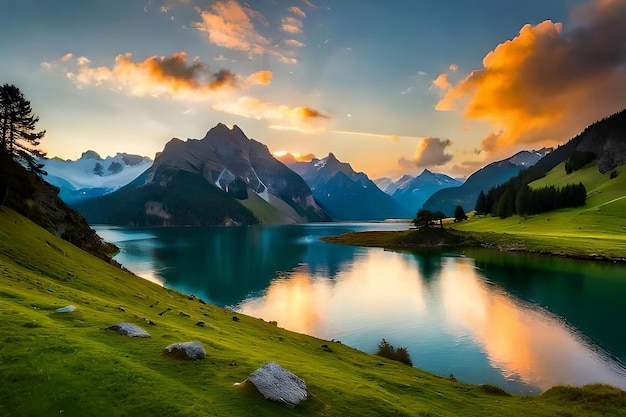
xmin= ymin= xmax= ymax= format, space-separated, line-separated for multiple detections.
xmin=3 ymin=0 xmax=625 ymax=176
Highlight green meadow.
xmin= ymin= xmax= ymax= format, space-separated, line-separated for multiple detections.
xmin=2 ymin=206 xmax=626 ymax=416
xmin=451 ymin=162 xmax=626 ymax=260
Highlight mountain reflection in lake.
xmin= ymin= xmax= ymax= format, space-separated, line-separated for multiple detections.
xmin=94 ymin=223 xmax=626 ymax=394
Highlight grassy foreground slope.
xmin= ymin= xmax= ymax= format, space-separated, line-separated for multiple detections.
xmin=451 ymin=162 xmax=626 ymax=260
xmin=1 ymin=208 xmax=626 ymax=416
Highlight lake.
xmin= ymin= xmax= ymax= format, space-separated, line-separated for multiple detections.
xmin=94 ymin=223 xmax=626 ymax=394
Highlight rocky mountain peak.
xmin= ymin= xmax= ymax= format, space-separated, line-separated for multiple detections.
xmin=81 ymin=150 xmax=101 ymax=160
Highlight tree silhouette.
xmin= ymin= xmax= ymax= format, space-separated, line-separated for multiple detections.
xmin=453 ymin=205 xmax=467 ymax=222
xmin=0 ymin=84 xmax=46 ymax=175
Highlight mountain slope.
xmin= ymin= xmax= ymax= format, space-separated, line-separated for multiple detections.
xmin=287 ymin=153 xmax=410 ymax=220
xmin=0 ymin=150 xmax=116 ymax=262
xmin=2 ymin=206 xmax=625 ymax=416
xmin=423 ymin=150 xmax=548 ymax=216
xmin=41 ymin=151 xmax=152 ymax=204
xmin=74 ymin=124 xmax=329 ymax=226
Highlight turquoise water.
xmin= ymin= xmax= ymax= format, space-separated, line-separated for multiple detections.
xmin=94 ymin=223 xmax=626 ymax=393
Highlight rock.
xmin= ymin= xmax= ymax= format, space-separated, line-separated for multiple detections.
xmin=247 ymin=362 xmax=307 ymax=407
xmin=55 ymin=305 xmax=76 ymax=313
xmin=232 ymin=316 xmax=240 ymax=322
xmin=107 ymin=322 xmax=151 ymax=338
xmin=196 ymin=321 xmax=206 ymax=327
xmin=163 ymin=341 xmax=206 ymax=360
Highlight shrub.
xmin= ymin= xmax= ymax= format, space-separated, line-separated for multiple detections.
xmin=376 ymin=338 xmax=413 ymax=366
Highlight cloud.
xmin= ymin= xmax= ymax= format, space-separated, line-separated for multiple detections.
xmin=449 ymin=160 xmax=487 ymax=177
xmin=448 ymin=64 xmax=458 ymax=73
xmin=284 ymin=39 xmax=306 ymax=48
xmin=281 ymin=16 xmax=303 ymax=33
xmin=60 ymin=51 xmax=325 ymax=133
xmin=193 ymin=0 xmax=297 ymax=64
xmin=66 ymin=52 xmax=242 ymax=96
xmin=61 ymin=53 xmax=73 ymax=62
xmin=275 ymin=152 xmax=316 ymax=165
xmin=432 ymin=73 xmax=451 ymax=90
xmin=213 ymin=96 xmax=328 ymax=133
xmin=289 ymin=6 xmax=306 ymax=18
xmin=435 ymin=0 xmax=626 ymax=152
xmin=400 ymin=137 xmax=453 ymax=169
xmin=245 ymin=70 xmax=273 ymax=87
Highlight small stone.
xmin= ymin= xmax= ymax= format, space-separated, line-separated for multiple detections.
xmin=179 ymin=311 xmax=190 ymax=318
xmin=196 ymin=321 xmax=206 ymax=327
xmin=55 ymin=305 xmax=77 ymax=313
xmin=107 ymin=322 xmax=151 ymax=338
xmin=232 ymin=316 xmax=240 ymax=322
xmin=163 ymin=341 xmax=206 ymax=360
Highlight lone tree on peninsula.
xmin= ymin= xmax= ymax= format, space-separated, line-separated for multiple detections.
xmin=0 ymin=84 xmax=46 ymax=175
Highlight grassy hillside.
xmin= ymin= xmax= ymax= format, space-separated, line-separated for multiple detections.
xmin=451 ymin=162 xmax=626 ymax=259
xmin=1 ymin=207 xmax=626 ymax=416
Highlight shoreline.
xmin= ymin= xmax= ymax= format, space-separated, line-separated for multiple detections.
xmin=321 ymin=228 xmax=626 ymax=264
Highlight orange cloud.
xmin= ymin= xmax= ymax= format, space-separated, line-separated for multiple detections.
xmin=62 ymin=51 xmax=324 ymax=133
xmin=284 ymin=39 xmax=306 ymax=48
xmin=193 ymin=0 xmax=297 ymax=64
xmin=432 ymin=73 xmax=451 ymax=90
xmin=245 ymin=70 xmax=273 ymax=87
xmin=448 ymin=64 xmax=458 ymax=73
xmin=275 ymin=152 xmax=316 ymax=165
xmin=213 ymin=96 xmax=328 ymax=133
xmin=436 ymin=0 xmax=626 ymax=152
xmin=281 ymin=16 xmax=303 ymax=33
xmin=66 ymin=52 xmax=243 ymax=96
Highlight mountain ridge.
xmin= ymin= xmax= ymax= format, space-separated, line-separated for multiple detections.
xmin=73 ymin=124 xmax=329 ymax=226
xmin=283 ymin=153 xmax=410 ymax=220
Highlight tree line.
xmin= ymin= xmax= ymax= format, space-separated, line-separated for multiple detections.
xmin=475 ymin=179 xmax=586 ymax=218
xmin=0 ymin=84 xmax=46 ymax=175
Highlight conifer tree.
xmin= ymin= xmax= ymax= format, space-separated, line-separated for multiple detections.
xmin=0 ymin=84 xmax=46 ymax=175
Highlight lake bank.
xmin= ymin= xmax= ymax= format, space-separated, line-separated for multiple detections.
xmin=321 ymin=226 xmax=626 ymax=264
xmin=6 ymin=208 xmax=626 ymax=415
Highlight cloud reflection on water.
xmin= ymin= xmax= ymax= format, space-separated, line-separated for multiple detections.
xmin=238 ymin=250 xmax=626 ymax=391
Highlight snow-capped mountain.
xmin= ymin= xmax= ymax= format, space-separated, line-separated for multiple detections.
xmin=73 ymin=124 xmax=329 ymax=226
xmin=284 ymin=153 xmax=411 ymax=220
xmin=388 ymin=170 xmax=462 ymax=214
xmin=374 ymin=175 xmax=414 ymax=195
xmin=41 ymin=151 xmax=152 ymax=203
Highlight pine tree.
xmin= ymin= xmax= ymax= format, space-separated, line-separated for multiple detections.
xmin=0 ymin=84 xmax=46 ymax=175
xmin=475 ymin=191 xmax=486 ymax=214
xmin=454 ymin=205 xmax=467 ymax=222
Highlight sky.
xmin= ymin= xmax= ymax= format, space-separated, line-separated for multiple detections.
xmin=2 ymin=0 xmax=626 ymax=179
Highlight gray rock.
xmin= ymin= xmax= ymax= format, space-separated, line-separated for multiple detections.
xmin=163 ymin=341 xmax=206 ymax=360
xmin=248 ymin=362 xmax=307 ymax=407
xmin=107 ymin=322 xmax=151 ymax=338
xmin=55 ymin=305 xmax=77 ymax=313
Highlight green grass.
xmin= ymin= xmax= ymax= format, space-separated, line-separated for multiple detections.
xmin=1 ymin=207 xmax=626 ymax=416
xmin=449 ymin=162 xmax=626 ymax=260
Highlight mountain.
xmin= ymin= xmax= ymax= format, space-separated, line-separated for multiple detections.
xmin=389 ymin=170 xmax=462 ymax=214
xmin=423 ymin=149 xmax=550 ymax=216
xmin=374 ymin=175 xmax=414 ymax=195
xmin=73 ymin=124 xmax=329 ymax=226
xmin=41 ymin=151 xmax=153 ymax=203
xmin=285 ymin=153 xmax=410 ymax=220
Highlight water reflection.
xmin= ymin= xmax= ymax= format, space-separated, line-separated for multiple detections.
xmin=439 ymin=257 xmax=625 ymax=391
xmin=238 ymin=250 xmax=426 ymax=337
xmin=238 ymin=250 xmax=626 ymax=393
xmin=95 ymin=224 xmax=626 ymax=393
